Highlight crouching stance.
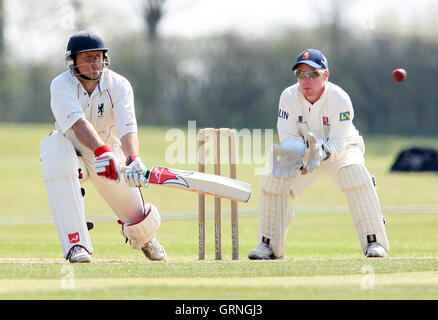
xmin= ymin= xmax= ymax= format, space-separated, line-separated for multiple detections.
xmin=249 ymin=49 xmax=388 ymax=259
xmin=40 ymin=30 xmax=166 ymax=263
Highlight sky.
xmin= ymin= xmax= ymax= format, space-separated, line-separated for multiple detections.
xmin=3 ymin=0 xmax=437 ymax=62
xmin=132 ymin=0 xmax=436 ymax=37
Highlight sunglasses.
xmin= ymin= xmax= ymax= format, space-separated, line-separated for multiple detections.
xmin=295 ymin=69 xmax=326 ymax=79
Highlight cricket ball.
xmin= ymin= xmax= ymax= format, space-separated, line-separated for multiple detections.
xmin=392 ymin=68 xmax=407 ymax=82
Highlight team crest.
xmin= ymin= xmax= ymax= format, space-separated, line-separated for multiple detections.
xmin=97 ymin=103 xmax=104 ymax=118
xmin=302 ymin=51 xmax=311 ymax=60
xmin=323 ymin=116 xmax=329 ymax=126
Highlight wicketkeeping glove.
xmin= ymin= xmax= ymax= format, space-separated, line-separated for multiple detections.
xmin=303 ymin=132 xmax=330 ymax=174
xmin=124 ymin=155 xmax=149 ymax=188
xmin=272 ymin=144 xmax=304 ymax=179
xmin=94 ymin=145 xmax=120 ymax=182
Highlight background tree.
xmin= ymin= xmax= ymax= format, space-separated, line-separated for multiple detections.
xmin=143 ymin=0 xmax=167 ymax=43
xmin=1 ymin=1 xmax=438 ymax=136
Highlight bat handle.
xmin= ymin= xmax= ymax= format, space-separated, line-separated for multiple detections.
xmin=145 ymin=169 xmax=150 ymax=180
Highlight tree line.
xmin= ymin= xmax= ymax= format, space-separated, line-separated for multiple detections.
xmin=0 ymin=25 xmax=437 ymax=136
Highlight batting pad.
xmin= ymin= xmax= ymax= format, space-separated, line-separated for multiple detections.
xmin=337 ymin=164 xmax=389 ymax=254
xmin=120 ymin=203 xmax=161 ymax=250
xmin=260 ymin=170 xmax=292 ymax=195
xmin=258 ymin=173 xmax=294 ymax=258
xmin=40 ymin=131 xmax=93 ymax=258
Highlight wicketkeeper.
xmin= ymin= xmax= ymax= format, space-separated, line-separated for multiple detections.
xmin=249 ymin=48 xmax=389 ymax=259
xmin=40 ymin=30 xmax=166 ymax=263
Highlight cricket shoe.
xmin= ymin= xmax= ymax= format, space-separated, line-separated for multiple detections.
xmin=248 ymin=243 xmax=277 ymax=260
xmin=68 ymin=245 xmax=91 ymax=263
xmin=142 ymin=237 xmax=167 ymax=261
xmin=366 ymin=243 xmax=386 ymax=258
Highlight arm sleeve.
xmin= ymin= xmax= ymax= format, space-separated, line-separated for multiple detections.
xmin=277 ymin=90 xmax=300 ymax=144
xmin=50 ymin=79 xmax=84 ymax=134
xmin=112 ymin=79 xmax=138 ymax=139
xmin=324 ymin=94 xmax=355 ymax=158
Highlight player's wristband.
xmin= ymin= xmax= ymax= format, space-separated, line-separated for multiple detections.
xmin=94 ymin=145 xmax=113 ymax=157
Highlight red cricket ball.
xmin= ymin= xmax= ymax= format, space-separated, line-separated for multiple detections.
xmin=392 ymin=68 xmax=407 ymax=82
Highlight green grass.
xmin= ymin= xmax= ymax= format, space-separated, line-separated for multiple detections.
xmin=1 ymin=122 xmax=438 ymax=300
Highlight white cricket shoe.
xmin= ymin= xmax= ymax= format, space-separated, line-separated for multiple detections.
xmin=68 ymin=245 xmax=91 ymax=263
xmin=366 ymin=243 xmax=386 ymax=258
xmin=142 ymin=237 xmax=167 ymax=261
xmin=248 ymin=243 xmax=276 ymax=260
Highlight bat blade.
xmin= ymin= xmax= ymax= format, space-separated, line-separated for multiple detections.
xmin=147 ymin=166 xmax=252 ymax=202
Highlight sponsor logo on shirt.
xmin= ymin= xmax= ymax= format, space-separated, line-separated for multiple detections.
xmin=339 ymin=111 xmax=351 ymax=121
xmin=297 ymin=115 xmax=307 ymax=124
xmin=278 ymin=109 xmax=289 ymax=120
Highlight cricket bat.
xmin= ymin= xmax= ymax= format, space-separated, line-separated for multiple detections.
xmin=122 ymin=166 xmax=252 ymax=202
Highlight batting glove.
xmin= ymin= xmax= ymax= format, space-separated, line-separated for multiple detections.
xmin=124 ymin=155 xmax=149 ymax=188
xmin=94 ymin=145 xmax=120 ymax=182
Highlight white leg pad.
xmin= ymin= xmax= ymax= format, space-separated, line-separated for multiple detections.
xmin=40 ymin=131 xmax=93 ymax=258
xmin=120 ymin=203 xmax=161 ymax=250
xmin=337 ymin=164 xmax=389 ymax=254
xmin=258 ymin=173 xmax=293 ymax=258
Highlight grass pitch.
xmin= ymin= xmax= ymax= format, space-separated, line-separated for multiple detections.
xmin=0 ymin=123 xmax=438 ymax=300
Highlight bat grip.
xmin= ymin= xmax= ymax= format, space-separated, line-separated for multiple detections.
xmin=145 ymin=169 xmax=150 ymax=180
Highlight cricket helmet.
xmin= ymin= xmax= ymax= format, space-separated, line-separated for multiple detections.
xmin=65 ymin=30 xmax=110 ymax=71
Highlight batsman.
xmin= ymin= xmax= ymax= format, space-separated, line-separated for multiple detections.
xmin=40 ymin=30 xmax=166 ymax=263
xmin=249 ymin=49 xmax=389 ymax=259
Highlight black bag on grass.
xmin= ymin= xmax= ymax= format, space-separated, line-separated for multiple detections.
xmin=390 ymin=147 xmax=438 ymax=172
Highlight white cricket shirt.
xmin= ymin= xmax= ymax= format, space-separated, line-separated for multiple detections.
xmin=50 ymin=69 xmax=138 ymax=148
xmin=277 ymin=81 xmax=363 ymax=160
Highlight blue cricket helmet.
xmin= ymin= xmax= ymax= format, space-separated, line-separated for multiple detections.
xmin=65 ymin=30 xmax=109 ymax=69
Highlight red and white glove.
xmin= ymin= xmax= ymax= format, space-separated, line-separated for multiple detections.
xmin=94 ymin=145 xmax=120 ymax=182
xmin=124 ymin=155 xmax=149 ymax=188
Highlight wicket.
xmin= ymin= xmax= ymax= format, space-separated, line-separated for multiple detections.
xmin=198 ymin=128 xmax=239 ymax=260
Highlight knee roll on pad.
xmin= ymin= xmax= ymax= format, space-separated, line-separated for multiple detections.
xmin=120 ymin=203 xmax=161 ymax=250
xmin=260 ymin=172 xmax=292 ymax=195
